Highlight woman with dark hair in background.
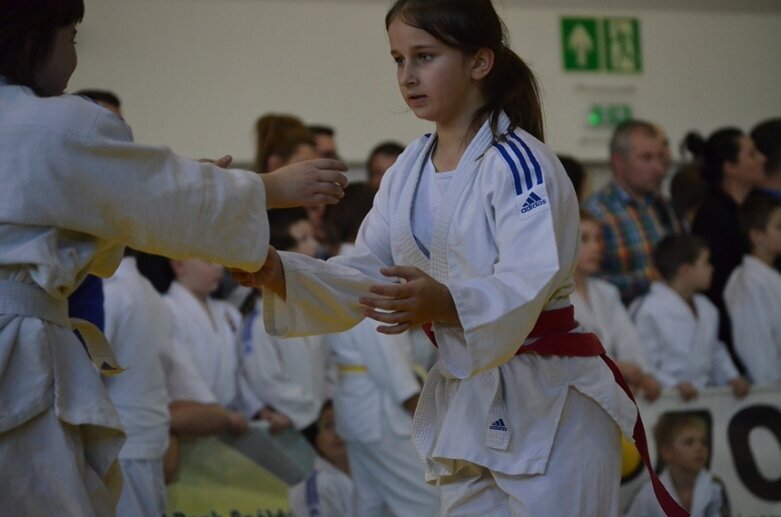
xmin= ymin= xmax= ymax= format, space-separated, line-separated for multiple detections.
xmin=689 ymin=128 xmax=766 ymax=363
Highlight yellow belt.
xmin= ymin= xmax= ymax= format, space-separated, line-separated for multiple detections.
xmin=337 ymin=364 xmax=368 ymax=374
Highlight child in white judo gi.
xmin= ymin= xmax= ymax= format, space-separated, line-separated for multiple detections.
xmin=323 ymin=184 xmax=440 ymax=516
xmin=626 ymin=413 xmax=729 ymax=516
xmin=235 ymin=0 xmax=684 ymax=514
xmin=0 ymin=1 xmax=347 ymax=513
xmin=631 ymin=235 xmax=750 ymax=401
xmin=166 ymin=259 xmax=276 ymax=424
xmin=572 ymin=211 xmax=662 ymax=401
xmin=102 ymin=251 xmax=177 ymax=516
xmin=724 ymin=193 xmax=781 ymax=385
xmin=241 ymin=208 xmax=329 ymax=432
xmin=289 ymin=401 xmax=354 ymax=517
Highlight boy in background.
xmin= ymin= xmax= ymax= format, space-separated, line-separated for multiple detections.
xmin=631 ymin=235 xmax=750 ymax=400
xmin=724 ymin=193 xmax=781 ymax=384
xmin=626 ymin=413 xmax=729 ymax=516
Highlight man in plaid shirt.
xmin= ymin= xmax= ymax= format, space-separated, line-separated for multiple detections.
xmin=584 ymin=120 xmax=686 ymax=305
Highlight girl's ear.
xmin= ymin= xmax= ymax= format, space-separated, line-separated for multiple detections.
xmin=471 ymin=48 xmax=495 ymax=80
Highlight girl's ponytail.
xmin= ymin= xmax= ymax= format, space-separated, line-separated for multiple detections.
xmin=481 ymin=45 xmax=544 ymax=142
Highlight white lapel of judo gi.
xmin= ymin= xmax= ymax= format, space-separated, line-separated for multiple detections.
xmin=724 ymin=255 xmax=781 ymax=384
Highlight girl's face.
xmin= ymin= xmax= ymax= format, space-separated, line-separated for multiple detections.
xmin=34 ymin=23 xmax=78 ymax=96
xmin=387 ymin=18 xmax=487 ymax=128
xmin=577 ymin=220 xmax=604 ymax=275
xmin=726 ymin=135 xmax=766 ymax=187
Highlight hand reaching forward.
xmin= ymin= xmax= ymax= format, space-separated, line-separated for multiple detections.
xmin=359 ymin=266 xmax=460 ymax=335
xmin=262 ymin=159 xmax=348 ymax=208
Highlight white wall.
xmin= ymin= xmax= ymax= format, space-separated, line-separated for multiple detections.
xmin=71 ymin=0 xmax=781 ymax=169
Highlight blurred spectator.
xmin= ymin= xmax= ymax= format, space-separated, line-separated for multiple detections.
xmin=558 ymin=154 xmax=587 ymax=201
xmin=309 ymin=124 xmax=340 ymax=160
xmin=751 ymin=118 xmax=781 ymax=199
xmin=366 ymin=141 xmax=404 ymax=189
xmin=630 ymin=235 xmax=749 ymax=401
xmin=584 ymin=120 xmax=685 ymax=304
xmin=572 ymin=211 xmax=660 ymax=401
xmin=626 ymin=413 xmax=729 ymax=516
xmin=289 ymin=401 xmax=353 ymax=517
xmin=724 ymin=193 xmax=781 ymax=385
xmin=689 ymin=128 xmax=766 ymax=358
xmin=240 ymin=207 xmax=328 ymax=432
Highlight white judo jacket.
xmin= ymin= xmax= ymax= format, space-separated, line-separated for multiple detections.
xmin=724 ymin=255 xmax=781 ymax=385
xmin=626 ymin=469 xmax=727 ymax=517
xmin=240 ymin=302 xmax=327 ymax=429
xmin=572 ymin=277 xmax=651 ymax=370
xmin=0 ymin=77 xmax=269 ymax=487
xmin=631 ymin=282 xmax=739 ymax=389
xmin=165 ymin=282 xmax=263 ymax=417
xmin=102 ymin=256 xmax=172 ymax=460
xmin=263 ymin=113 xmax=637 ymax=479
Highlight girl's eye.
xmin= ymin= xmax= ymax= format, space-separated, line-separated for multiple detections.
xmin=393 ymin=57 xmax=404 ymax=67
xmin=418 ymin=53 xmax=433 ymax=62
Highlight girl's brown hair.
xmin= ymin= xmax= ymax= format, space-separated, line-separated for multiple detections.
xmin=0 ymin=0 xmax=84 ymax=96
xmin=385 ymin=0 xmax=544 ymax=141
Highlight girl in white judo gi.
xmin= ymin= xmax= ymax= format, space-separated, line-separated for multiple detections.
xmin=235 ymin=0 xmax=684 ymax=514
xmin=630 ymin=235 xmax=750 ymax=401
xmin=626 ymin=414 xmax=729 ymax=517
xmin=724 ymin=193 xmax=781 ymax=385
xmin=0 ymin=1 xmax=347 ymax=513
xmin=572 ymin=211 xmax=662 ymax=401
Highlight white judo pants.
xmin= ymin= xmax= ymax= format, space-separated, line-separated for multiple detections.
xmin=0 ymin=407 xmax=122 ymax=516
xmin=438 ymin=388 xmax=622 ymax=516
xmin=346 ymin=412 xmax=440 ymax=517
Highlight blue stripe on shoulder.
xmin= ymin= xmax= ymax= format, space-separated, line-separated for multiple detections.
xmin=306 ymin=471 xmax=320 ymax=515
xmin=424 ymin=133 xmax=432 ymax=139
xmin=505 ymin=138 xmax=534 ymax=190
xmin=509 ymin=132 xmax=543 ymax=185
xmin=493 ymin=143 xmax=523 ymax=196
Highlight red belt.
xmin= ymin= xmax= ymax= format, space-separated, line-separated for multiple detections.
xmin=422 ymin=307 xmax=688 ymax=517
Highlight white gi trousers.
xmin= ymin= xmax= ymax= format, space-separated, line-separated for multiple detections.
xmin=438 ymin=388 xmax=621 ymax=516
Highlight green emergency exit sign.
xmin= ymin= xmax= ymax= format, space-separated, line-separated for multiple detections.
xmin=561 ymin=17 xmax=642 ymax=74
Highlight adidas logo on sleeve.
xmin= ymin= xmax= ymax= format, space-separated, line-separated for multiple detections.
xmin=489 ymin=418 xmax=508 ymax=432
xmin=521 ymin=192 xmax=547 ymax=213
